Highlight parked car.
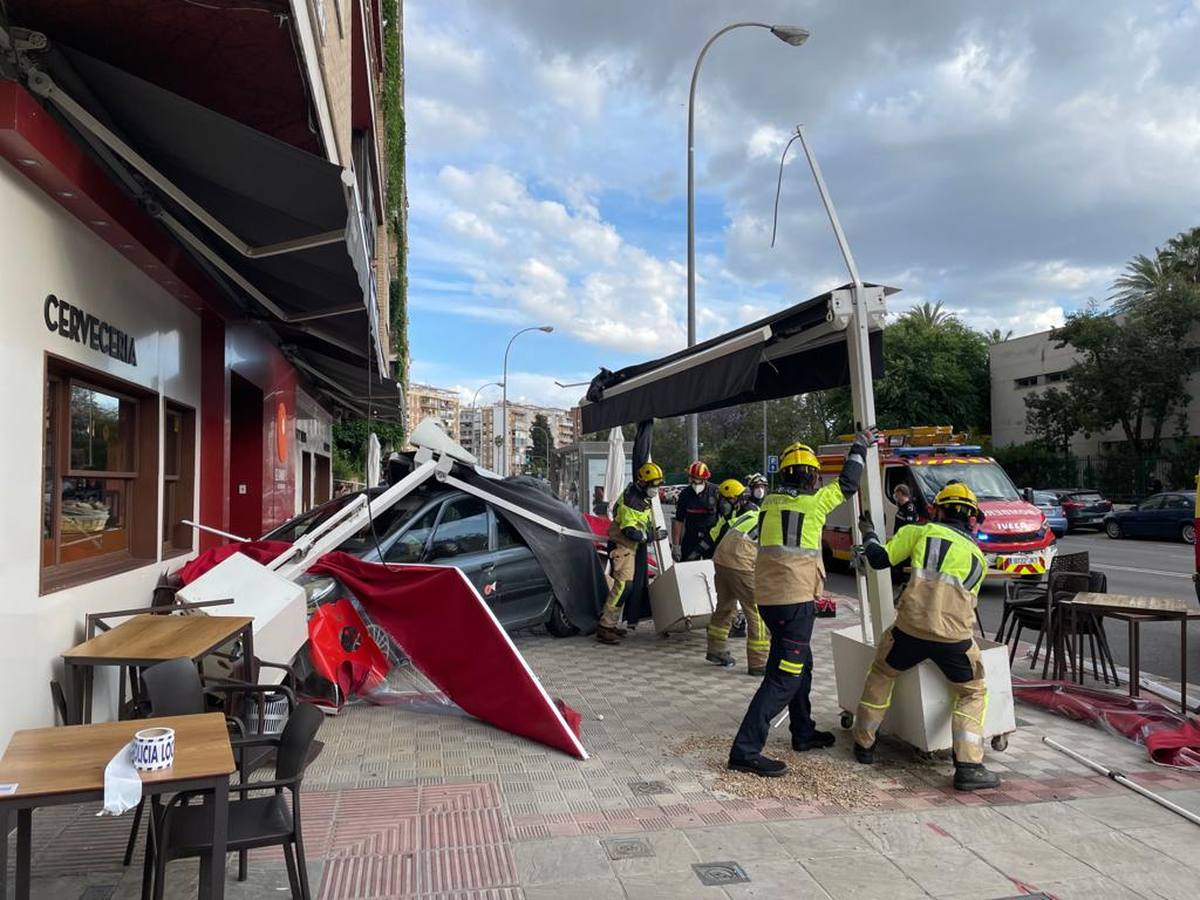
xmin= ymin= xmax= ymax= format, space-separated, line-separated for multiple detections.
xmin=658 ymin=483 xmax=685 ymax=505
xmin=1046 ymin=489 xmax=1113 ymax=532
xmin=1031 ymin=491 xmax=1068 ymax=538
xmin=1104 ymin=492 xmax=1196 ymax=544
xmin=265 ymin=486 xmax=580 ymax=640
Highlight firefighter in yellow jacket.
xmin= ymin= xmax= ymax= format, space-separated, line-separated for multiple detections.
xmin=728 ymin=431 xmax=875 ymax=777
xmin=703 ymin=479 xmax=769 ymax=674
xmin=850 ymin=482 xmax=1001 ymax=791
xmin=597 ymin=462 xmax=666 ymax=644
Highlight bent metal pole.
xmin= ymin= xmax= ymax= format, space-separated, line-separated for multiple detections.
xmin=1042 ymin=737 xmax=1200 ymax=827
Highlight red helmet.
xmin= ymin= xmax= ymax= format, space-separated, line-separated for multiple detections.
xmin=687 ymin=461 xmax=711 ymax=481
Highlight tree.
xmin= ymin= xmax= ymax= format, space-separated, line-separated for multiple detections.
xmin=332 ymin=418 xmax=406 ymax=482
xmin=827 ymin=304 xmax=991 ymax=433
xmin=986 ymin=328 xmax=1013 ymax=344
xmin=526 ymin=413 xmax=553 ymax=479
xmin=1023 ymin=387 xmax=1079 ymax=452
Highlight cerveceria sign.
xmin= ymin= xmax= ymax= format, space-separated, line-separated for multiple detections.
xmin=44 ymin=294 xmax=137 ymax=366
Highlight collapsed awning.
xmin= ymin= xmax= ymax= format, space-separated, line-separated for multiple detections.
xmin=580 ymin=284 xmax=895 ymax=432
xmin=28 ymin=46 xmax=384 ymax=371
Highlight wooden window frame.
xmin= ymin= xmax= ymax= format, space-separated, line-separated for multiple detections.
xmin=41 ymin=355 xmax=159 ymax=595
xmin=162 ymin=400 xmax=197 ymax=559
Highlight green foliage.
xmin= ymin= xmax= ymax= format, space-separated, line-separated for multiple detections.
xmin=1023 ymin=387 xmax=1079 ymax=452
xmin=381 ymin=0 xmax=408 ymax=383
xmin=827 ymin=304 xmax=991 ymax=433
xmin=525 ymin=413 xmax=553 ymax=478
xmin=332 ymin=417 xmax=406 ymax=483
xmin=390 ymin=277 xmax=408 ymax=388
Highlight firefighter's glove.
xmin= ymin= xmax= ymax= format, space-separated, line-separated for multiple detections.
xmin=850 ymin=545 xmax=869 ymax=574
xmin=654 ymin=526 xmax=669 ymax=542
xmin=851 ymin=425 xmax=881 ymax=454
xmin=671 ymin=544 xmax=682 ymax=562
xmin=621 ymin=526 xmax=647 ymax=544
xmin=857 ymin=510 xmax=880 ymax=543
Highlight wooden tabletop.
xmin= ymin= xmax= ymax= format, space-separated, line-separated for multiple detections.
xmin=1069 ymin=592 xmax=1193 ymax=615
xmin=0 ymin=713 xmax=236 ymax=800
xmin=62 ymin=614 xmax=253 ymax=666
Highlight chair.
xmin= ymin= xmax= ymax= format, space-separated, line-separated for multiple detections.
xmin=1002 ymin=567 xmax=1116 ymax=682
xmin=995 ymin=551 xmax=1089 ymax=649
xmin=1049 ymin=570 xmax=1119 ymax=684
xmin=124 ymin=658 xmax=295 ymax=885
xmin=148 ymin=703 xmax=324 ymax=900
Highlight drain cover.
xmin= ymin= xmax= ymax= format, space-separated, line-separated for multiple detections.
xmin=628 ymin=780 xmax=672 ymax=795
xmin=693 ymin=862 xmax=750 ymax=886
xmin=603 ymin=837 xmax=654 ymax=860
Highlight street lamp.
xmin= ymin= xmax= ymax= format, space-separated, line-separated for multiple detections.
xmin=685 ymin=21 xmax=810 ymax=460
xmin=470 ymin=381 xmax=503 ymax=467
xmin=501 ymin=325 xmax=554 ymax=477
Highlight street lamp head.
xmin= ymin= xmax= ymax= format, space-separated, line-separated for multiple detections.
xmin=538 ymin=325 xmax=554 ymax=333
xmin=770 ymin=25 xmax=810 ymax=46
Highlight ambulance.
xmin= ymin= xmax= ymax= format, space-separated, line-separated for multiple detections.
xmin=819 ymin=426 xmax=1057 ymax=576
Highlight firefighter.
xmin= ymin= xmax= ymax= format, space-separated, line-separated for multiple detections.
xmin=597 ymin=462 xmax=667 ymax=644
xmin=703 ymin=479 xmax=769 ymax=673
xmin=672 ymin=461 xmax=719 ymax=561
xmin=745 ymin=472 xmax=769 ymax=504
xmin=893 ymin=483 xmax=919 ymax=528
xmin=849 ymin=482 xmax=1001 ymax=791
xmin=728 ymin=431 xmax=876 ymax=777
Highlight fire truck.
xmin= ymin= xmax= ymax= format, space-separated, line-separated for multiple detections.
xmin=819 ymin=426 xmax=1057 ymax=576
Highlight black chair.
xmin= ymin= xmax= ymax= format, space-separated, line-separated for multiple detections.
xmin=1050 ymin=570 xmax=1119 ymax=684
xmin=995 ymin=550 xmax=1089 ymax=650
xmin=148 ymin=703 xmax=324 ymax=900
xmin=125 ymin=658 xmax=295 ymax=883
xmin=1002 ymin=567 xmax=1116 ymax=682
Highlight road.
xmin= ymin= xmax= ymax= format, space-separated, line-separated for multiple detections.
xmin=825 ymin=530 xmax=1200 ymax=686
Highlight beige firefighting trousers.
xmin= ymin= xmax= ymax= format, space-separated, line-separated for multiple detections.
xmin=707 ymin=564 xmax=769 ymax=668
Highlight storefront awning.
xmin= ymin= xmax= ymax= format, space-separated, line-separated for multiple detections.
xmin=29 ymin=46 xmax=384 ymax=370
xmin=281 ymin=346 xmax=403 ymax=423
xmin=580 ymin=284 xmax=894 ymax=433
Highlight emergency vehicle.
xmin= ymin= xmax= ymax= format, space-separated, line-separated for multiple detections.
xmin=819 ymin=426 xmax=1057 ymax=576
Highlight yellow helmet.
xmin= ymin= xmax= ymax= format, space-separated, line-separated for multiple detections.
xmin=637 ymin=462 xmax=664 ymax=485
xmin=934 ymin=481 xmax=979 ymax=514
xmin=718 ymin=478 xmax=746 ymax=500
xmin=780 ymin=441 xmax=819 ymax=471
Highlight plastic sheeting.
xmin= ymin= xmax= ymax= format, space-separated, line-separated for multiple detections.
xmin=1013 ymin=677 xmax=1200 ymax=769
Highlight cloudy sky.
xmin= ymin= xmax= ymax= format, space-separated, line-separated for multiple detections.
xmin=404 ymin=0 xmax=1200 ymax=409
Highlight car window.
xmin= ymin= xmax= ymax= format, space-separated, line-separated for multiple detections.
xmin=384 ymin=504 xmax=441 ymax=563
xmin=1164 ymin=495 xmax=1191 ymax=510
xmin=428 ymin=497 xmax=489 ymax=559
xmin=496 ymin=512 xmax=527 ymax=550
xmin=1071 ymin=492 xmax=1104 ymax=504
xmin=338 ymin=495 xmax=428 ymax=554
xmin=1033 ymin=491 xmax=1058 ymax=506
xmin=266 ymin=492 xmax=364 ymax=542
xmin=1139 ymin=495 xmax=1165 ymax=510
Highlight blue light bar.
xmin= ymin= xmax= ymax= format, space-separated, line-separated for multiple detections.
xmin=892 ymin=445 xmax=983 ymax=457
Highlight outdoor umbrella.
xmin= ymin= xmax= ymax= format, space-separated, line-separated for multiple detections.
xmin=366 ymin=432 xmax=382 ymax=488
xmin=605 ymin=427 xmax=626 ymax=513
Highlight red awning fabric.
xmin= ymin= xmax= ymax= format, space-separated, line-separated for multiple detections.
xmin=178 ymin=543 xmax=586 ymax=759
xmin=1013 ymin=678 xmax=1200 ymax=769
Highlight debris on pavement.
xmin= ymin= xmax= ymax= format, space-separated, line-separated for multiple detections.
xmin=669 ymin=734 xmax=955 ymax=808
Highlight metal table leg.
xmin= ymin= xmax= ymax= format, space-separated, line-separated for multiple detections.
xmin=1 ymin=807 xmax=9 ymax=900
xmin=197 ymin=778 xmax=228 ymax=899
xmin=1130 ymin=620 xmax=1141 ymax=699
xmin=14 ymin=810 xmax=30 ymax=900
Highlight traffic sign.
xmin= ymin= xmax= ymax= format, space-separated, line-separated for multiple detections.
xmin=767 ymin=454 xmax=779 ymax=474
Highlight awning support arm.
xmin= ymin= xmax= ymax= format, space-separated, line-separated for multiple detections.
xmin=26 ymin=68 xmax=346 ymax=259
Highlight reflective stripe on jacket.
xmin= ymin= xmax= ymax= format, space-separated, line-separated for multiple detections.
xmin=712 ymin=508 xmax=760 ymax=573
xmin=755 ymin=481 xmax=846 ymax=605
xmin=887 ymin=522 xmax=987 ymax=642
xmin=606 ymin=486 xmax=654 ymax=551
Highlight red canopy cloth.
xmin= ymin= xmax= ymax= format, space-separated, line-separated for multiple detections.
xmin=1013 ymin=678 xmax=1200 ymax=769
xmin=310 ymin=552 xmax=587 ymax=759
xmin=176 ymin=542 xmax=587 ymax=759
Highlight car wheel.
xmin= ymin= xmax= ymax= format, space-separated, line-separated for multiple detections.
xmin=547 ymin=600 xmax=578 ymax=638
xmin=1105 ymin=520 xmax=1122 ymax=539
xmin=1182 ymin=522 xmax=1196 ymax=545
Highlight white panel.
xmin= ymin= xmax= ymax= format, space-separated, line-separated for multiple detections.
xmin=648 ymin=560 xmax=717 ymax=634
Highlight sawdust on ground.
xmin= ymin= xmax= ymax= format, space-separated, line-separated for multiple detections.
xmin=669 ymin=734 xmax=946 ymax=809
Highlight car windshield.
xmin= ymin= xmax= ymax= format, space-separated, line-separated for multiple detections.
xmin=1071 ymin=492 xmax=1105 ymax=503
xmin=910 ymin=460 xmax=1021 ymax=502
xmin=1033 ymin=491 xmax=1059 ymax=507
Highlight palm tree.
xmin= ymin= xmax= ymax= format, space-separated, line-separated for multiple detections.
xmin=986 ymin=328 xmax=1013 ymax=344
xmin=906 ymin=300 xmax=955 ymax=326
xmin=1110 ymin=252 xmax=1168 ymax=313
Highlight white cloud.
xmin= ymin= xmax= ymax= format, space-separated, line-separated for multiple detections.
xmin=536 ymin=54 xmax=608 ymax=118
xmin=407 ymin=96 xmax=489 ymax=148
xmin=746 ymin=124 xmax=790 ymax=162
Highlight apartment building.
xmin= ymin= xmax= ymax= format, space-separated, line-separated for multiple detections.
xmin=405 ymin=382 xmax=461 ymax=443
xmin=458 ymin=403 xmax=576 ymax=475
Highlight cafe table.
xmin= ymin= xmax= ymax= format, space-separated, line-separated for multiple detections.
xmin=1062 ymin=592 xmax=1200 ymax=714
xmin=63 ymin=614 xmax=254 ymax=724
xmin=0 ymin=713 xmax=236 ymax=899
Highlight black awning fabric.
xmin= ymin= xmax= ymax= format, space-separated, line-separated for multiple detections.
xmin=580 ymin=285 xmax=893 ymax=433
xmin=50 ymin=47 xmax=376 ymax=359
xmin=283 ymin=346 xmax=403 ymax=422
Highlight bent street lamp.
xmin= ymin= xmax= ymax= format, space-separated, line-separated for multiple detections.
xmin=501 ymin=326 xmax=554 ymax=477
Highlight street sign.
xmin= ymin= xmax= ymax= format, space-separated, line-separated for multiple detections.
xmin=767 ymin=454 xmax=779 ymax=474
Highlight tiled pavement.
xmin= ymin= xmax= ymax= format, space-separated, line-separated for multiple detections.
xmin=8 ymin=593 xmax=1200 ymax=898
